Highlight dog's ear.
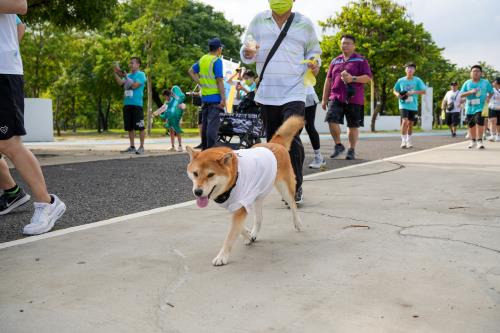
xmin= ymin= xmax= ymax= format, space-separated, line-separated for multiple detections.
xmin=218 ymin=152 xmax=233 ymax=166
xmin=186 ymin=146 xmax=199 ymax=162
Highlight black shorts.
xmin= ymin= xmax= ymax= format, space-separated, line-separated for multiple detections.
xmin=123 ymin=105 xmax=145 ymax=131
xmin=466 ymin=113 xmax=485 ymax=128
xmin=400 ymin=109 xmax=417 ymax=122
xmin=325 ymin=100 xmax=364 ymax=128
xmin=445 ymin=112 xmax=460 ymax=126
xmin=488 ymin=109 xmax=500 ymax=122
xmin=0 ymin=74 xmax=26 ymax=140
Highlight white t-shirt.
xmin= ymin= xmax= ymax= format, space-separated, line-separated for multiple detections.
xmin=489 ymin=88 xmax=500 ymax=110
xmin=444 ymin=90 xmax=461 ymax=113
xmin=0 ymin=14 xmax=23 ymax=75
xmin=217 ymin=147 xmax=277 ymax=213
xmin=305 ymin=85 xmax=319 ymax=108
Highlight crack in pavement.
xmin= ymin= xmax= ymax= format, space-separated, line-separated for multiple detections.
xmin=156 ymin=249 xmax=190 ymax=333
xmin=299 ymin=210 xmax=500 ymax=255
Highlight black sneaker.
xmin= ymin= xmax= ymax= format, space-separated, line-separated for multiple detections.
xmin=452 ymin=132 xmax=457 ymax=137
xmin=330 ymin=144 xmax=345 ymax=158
xmin=121 ymin=146 xmax=136 ymax=154
xmin=0 ymin=188 xmax=31 ymax=215
xmin=295 ymin=187 xmax=304 ymax=205
xmin=346 ymin=148 xmax=355 ymax=160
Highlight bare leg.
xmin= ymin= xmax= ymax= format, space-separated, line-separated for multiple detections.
xmin=139 ymin=129 xmax=145 ymax=148
xmin=0 ymin=137 xmax=50 ymax=203
xmin=128 ymin=130 xmax=135 ymax=147
xmin=212 ymin=207 xmax=248 ymax=266
xmin=328 ymin=122 xmax=341 ymax=145
xmin=0 ymin=158 xmax=16 ymax=189
xmin=170 ymin=130 xmax=175 ymax=148
xmin=470 ymin=125 xmax=477 ymax=140
xmin=347 ymin=127 xmax=358 ymax=149
xmin=489 ymin=118 xmax=497 ymax=136
xmin=401 ymin=118 xmax=408 ymax=136
xmin=477 ymin=125 xmax=484 ymax=139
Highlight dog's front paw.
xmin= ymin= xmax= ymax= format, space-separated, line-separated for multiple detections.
xmin=212 ymin=253 xmax=229 ymax=266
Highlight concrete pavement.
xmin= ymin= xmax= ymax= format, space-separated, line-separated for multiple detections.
xmin=0 ymin=142 xmax=499 ymax=333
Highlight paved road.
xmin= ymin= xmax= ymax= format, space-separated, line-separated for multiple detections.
xmin=1 ymin=135 xmax=462 ymax=243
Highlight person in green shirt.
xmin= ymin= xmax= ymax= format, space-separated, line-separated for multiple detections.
xmin=393 ymin=63 xmax=427 ymax=149
xmin=460 ymin=65 xmax=494 ymax=149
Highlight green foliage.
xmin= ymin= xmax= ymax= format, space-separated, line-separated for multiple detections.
xmin=26 ymin=0 xmax=118 ymax=29
xmin=20 ymin=0 xmax=243 ymax=133
xmin=318 ymin=0 xmax=498 ymax=130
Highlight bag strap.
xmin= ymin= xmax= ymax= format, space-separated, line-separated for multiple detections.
xmin=257 ymin=12 xmax=295 ymax=89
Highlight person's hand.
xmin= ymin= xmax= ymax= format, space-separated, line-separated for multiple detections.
xmin=307 ymin=61 xmax=320 ymax=76
xmin=341 ymin=70 xmax=353 ymax=83
xmin=321 ymin=100 xmax=328 ymax=111
xmin=243 ymin=44 xmax=259 ymax=59
xmin=218 ymin=99 xmax=226 ymax=109
xmin=113 ymin=66 xmax=122 ymax=75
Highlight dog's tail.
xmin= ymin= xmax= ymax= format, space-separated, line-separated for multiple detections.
xmin=270 ymin=116 xmax=304 ymax=150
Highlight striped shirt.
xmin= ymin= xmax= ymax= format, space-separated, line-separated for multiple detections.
xmin=240 ymin=11 xmax=321 ymax=106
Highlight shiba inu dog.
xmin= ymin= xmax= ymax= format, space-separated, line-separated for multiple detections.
xmin=186 ymin=116 xmax=304 ymax=266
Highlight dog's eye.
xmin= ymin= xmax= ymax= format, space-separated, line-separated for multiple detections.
xmin=193 ymin=172 xmax=198 ymax=177
xmin=207 ymin=173 xmax=215 ymax=178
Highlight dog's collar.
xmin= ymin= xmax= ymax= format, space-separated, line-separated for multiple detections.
xmin=214 ymin=173 xmax=239 ymax=204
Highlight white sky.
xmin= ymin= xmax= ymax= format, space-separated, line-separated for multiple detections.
xmin=200 ymin=0 xmax=500 ymax=70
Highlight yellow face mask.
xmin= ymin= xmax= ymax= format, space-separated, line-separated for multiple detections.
xmin=269 ymin=0 xmax=293 ymax=15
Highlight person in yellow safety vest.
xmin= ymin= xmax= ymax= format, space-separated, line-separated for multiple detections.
xmin=188 ymin=38 xmax=226 ymax=150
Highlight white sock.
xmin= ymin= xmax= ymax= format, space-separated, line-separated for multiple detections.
xmin=401 ymin=135 xmax=406 ymax=141
xmin=406 ymin=134 xmax=411 ymax=142
xmin=314 ymin=149 xmax=321 ymax=156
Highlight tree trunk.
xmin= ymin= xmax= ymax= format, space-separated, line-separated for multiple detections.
xmin=55 ymin=96 xmax=61 ymax=136
xmin=104 ymin=99 xmax=111 ymax=132
xmin=71 ymin=96 xmax=77 ymax=133
xmin=146 ymin=44 xmax=153 ymax=136
xmin=97 ymin=96 xmax=103 ymax=133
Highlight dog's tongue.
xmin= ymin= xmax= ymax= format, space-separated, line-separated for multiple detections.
xmin=196 ymin=197 xmax=209 ymax=208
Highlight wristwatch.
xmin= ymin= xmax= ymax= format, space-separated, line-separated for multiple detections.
xmin=352 ymin=76 xmax=357 ymax=82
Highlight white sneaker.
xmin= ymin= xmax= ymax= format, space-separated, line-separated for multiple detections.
xmin=467 ymin=141 xmax=476 ymax=149
xmin=400 ymin=141 xmax=407 ymax=149
xmin=177 ymin=146 xmax=183 ymax=152
xmin=308 ymin=154 xmax=326 ymax=169
xmin=496 ymin=135 xmax=500 ymax=142
xmin=406 ymin=138 xmax=413 ymax=148
xmin=488 ymin=135 xmax=497 ymax=142
xmin=477 ymin=140 xmax=485 ymax=149
xmin=465 ymin=133 xmax=470 ymax=139
xmin=23 ymin=195 xmax=66 ymax=235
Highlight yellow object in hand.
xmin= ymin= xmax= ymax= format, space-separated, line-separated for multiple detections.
xmin=301 ymin=55 xmax=320 ymax=87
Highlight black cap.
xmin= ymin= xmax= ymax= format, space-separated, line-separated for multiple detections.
xmin=208 ymin=38 xmax=224 ymax=50
xmin=450 ymin=81 xmax=458 ymax=85
xmin=405 ymin=62 xmax=416 ymax=69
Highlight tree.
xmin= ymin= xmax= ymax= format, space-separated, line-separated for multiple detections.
xmin=26 ymin=0 xmax=118 ymax=29
xmin=320 ymin=0 xmax=448 ymax=131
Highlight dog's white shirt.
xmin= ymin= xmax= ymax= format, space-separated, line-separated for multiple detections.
xmin=217 ymin=147 xmax=277 ymax=213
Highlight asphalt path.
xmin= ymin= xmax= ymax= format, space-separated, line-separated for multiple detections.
xmin=0 ymin=135 xmax=462 ymax=243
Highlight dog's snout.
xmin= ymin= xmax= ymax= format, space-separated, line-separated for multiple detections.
xmin=194 ymin=188 xmax=203 ymax=197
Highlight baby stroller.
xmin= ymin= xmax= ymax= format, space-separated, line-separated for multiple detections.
xmin=217 ymin=91 xmax=265 ymax=149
